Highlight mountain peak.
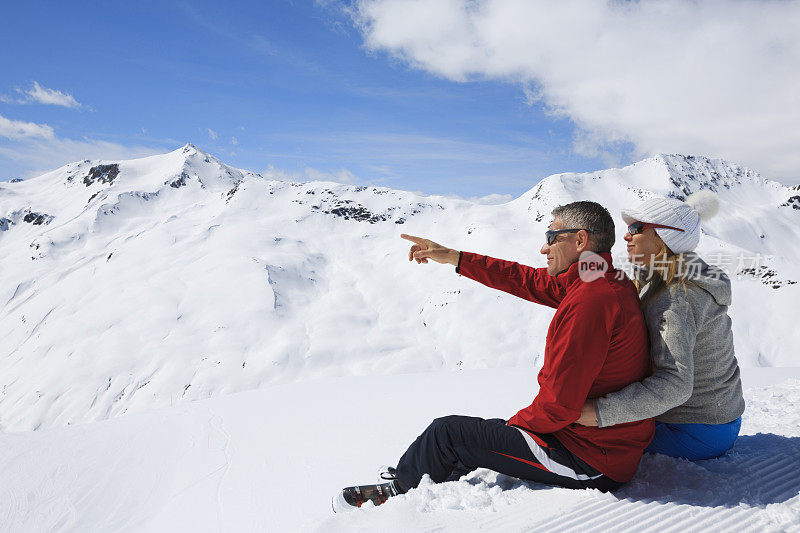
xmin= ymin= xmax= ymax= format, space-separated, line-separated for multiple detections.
xmin=177 ymin=143 xmax=204 ymax=157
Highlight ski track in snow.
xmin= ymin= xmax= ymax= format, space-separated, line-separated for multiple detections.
xmin=209 ymin=413 xmax=234 ymax=530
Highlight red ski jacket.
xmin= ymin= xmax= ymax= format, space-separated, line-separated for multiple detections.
xmin=457 ymin=251 xmax=654 ymax=482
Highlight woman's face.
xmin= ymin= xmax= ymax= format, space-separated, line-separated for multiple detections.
xmin=624 ymin=225 xmax=664 ymax=265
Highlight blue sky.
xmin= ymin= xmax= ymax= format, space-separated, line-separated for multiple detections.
xmin=0 ymin=1 xmax=617 ymax=200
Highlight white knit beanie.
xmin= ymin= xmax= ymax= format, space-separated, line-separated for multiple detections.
xmin=620 ymin=190 xmax=720 ymax=253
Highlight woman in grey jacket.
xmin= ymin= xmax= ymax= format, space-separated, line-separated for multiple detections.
xmin=578 ymin=191 xmax=745 ymax=460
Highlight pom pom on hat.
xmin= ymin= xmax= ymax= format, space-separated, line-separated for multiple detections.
xmin=621 ymin=189 xmax=721 ymax=254
xmin=686 ymin=189 xmax=719 ymax=221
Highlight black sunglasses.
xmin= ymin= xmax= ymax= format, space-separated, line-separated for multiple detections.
xmin=545 ymin=228 xmax=592 ymax=245
xmin=627 ymin=221 xmax=686 ymax=235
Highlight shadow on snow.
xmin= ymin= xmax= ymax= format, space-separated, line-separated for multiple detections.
xmin=617 ymin=433 xmax=800 ymax=507
xmin=482 ymin=433 xmax=800 ymax=508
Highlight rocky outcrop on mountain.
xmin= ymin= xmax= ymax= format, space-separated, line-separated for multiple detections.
xmin=81 ymin=164 xmax=120 ymax=187
xmin=781 ymin=195 xmax=800 ymax=210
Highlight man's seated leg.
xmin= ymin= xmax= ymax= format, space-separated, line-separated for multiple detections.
xmin=444 ymin=460 xmax=472 ymax=482
xmin=395 ymin=415 xmax=621 ymax=493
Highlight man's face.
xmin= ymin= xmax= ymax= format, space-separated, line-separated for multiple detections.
xmin=541 ymin=217 xmax=583 ymax=276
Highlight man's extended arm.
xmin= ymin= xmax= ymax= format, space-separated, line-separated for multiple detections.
xmin=400 ymin=233 xmax=564 ymax=307
xmin=456 ymin=252 xmax=565 ymax=308
xmin=401 ymin=234 xmax=460 ymax=266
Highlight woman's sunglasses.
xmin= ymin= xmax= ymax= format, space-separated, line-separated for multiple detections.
xmin=627 ymin=221 xmax=686 ymax=235
xmin=545 ymin=228 xmax=592 ymax=245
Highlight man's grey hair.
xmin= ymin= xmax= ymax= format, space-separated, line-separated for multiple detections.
xmin=551 ymin=201 xmax=615 ymax=252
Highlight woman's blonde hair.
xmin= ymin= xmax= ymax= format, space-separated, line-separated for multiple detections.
xmin=636 ymin=236 xmax=691 ymax=308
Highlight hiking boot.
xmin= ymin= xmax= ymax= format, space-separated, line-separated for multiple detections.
xmin=331 ymin=481 xmax=402 ymax=513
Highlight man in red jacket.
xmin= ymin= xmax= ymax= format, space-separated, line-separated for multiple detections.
xmin=335 ymin=201 xmax=654 ymax=511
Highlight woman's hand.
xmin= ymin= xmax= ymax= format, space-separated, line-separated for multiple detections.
xmin=576 ymin=400 xmax=599 ymax=427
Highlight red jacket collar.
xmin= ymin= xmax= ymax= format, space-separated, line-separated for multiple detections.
xmin=555 ymin=252 xmax=615 ymax=291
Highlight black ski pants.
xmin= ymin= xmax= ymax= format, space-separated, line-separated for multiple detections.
xmin=395 ymin=415 xmax=622 ymax=493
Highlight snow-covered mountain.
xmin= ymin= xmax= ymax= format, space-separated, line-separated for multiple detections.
xmin=1 ymin=145 xmax=798 ymax=432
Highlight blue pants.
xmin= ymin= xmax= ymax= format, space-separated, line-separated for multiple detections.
xmin=395 ymin=416 xmax=621 ymax=493
xmin=646 ymin=417 xmax=741 ymax=461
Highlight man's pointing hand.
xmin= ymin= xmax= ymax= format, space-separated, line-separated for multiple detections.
xmin=401 ymin=234 xmax=460 ymax=266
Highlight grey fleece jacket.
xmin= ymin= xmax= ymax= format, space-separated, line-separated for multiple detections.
xmin=595 ymin=252 xmax=745 ymax=427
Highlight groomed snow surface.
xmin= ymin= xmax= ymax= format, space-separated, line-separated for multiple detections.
xmin=1 ymin=368 xmax=798 ymax=532
xmin=1 ymin=146 xmax=799 ymax=531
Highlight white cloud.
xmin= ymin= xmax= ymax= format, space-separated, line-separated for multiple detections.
xmin=354 ymin=0 xmax=800 ymax=184
xmin=250 ymin=35 xmax=278 ymax=56
xmin=24 ymin=82 xmax=82 ymax=108
xmin=0 ymin=114 xmax=55 ymax=140
xmin=230 ymin=136 xmax=239 ymax=145
xmin=441 ymin=192 xmax=513 ymax=205
xmin=0 ymin=136 xmax=163 ymax=178
xmin=304 ymin=166 xmax=359 ymax=184
xmin=207 ymin=128 xmax=219 ymax=140
xmin=469 ymin=193 xmax=513 ymax=205
xmin=2 ymin=82 xmax=84 ymax=108
xmin=333 ymin=168 xmax=358 ymax=184
xmin=262 ymin=164 xmax=362 ymax=185
xmin=0 ymin=113 xmax=162 ymax=177
xmin=274 ymin=131 xmax=546 ymax=165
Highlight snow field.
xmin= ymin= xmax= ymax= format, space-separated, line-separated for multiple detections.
xmin=0 ymin=368 xmax=797 ymax=532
